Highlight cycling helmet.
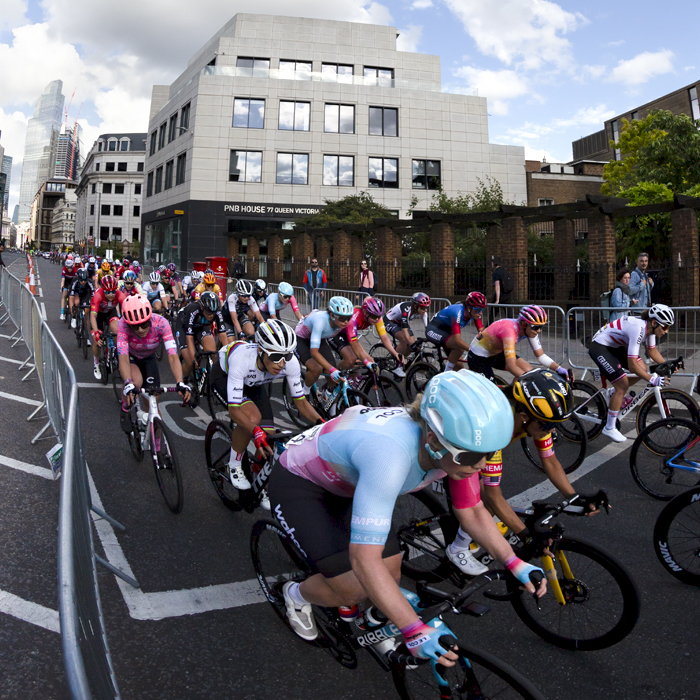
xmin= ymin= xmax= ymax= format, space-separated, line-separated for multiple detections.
xmin=158 ymin=264 xmax=167 ymax=273
xmin=328 ymin=296 xmax=354 ymax=317
xmin=132 ymin=259 xmax=140 ymax=267
xmin=113 ymin=258 xmax=121 ymax=266
xmin=65 ymin=259 xmax=75 ymax=268
xmin=465 ymin=292 xmax=487 ymax=309
xmin=123 ymin=270 xmax=137 ymax=282
xmin=278 ymin=282 xmax=294 ymax=297
xmin=199 ymin=290 xmax=220 ymax=312
xmin=167 ymin=263 xmax=177 ymax=272
xmin=101 ymin=261 xmax=111 ymax=271
xmin=132 ymin=263 xmax=141 ymax=273
xmin=362 ymin=296 xmax=385 ymax=317
xmin=203 ymin=272 xmax=217 ymax=285
xmin=421 ymin=370 xmax=514 ymax=453
xmin=122 ymin=295 xmax=152 ymax=325
xmin=518 ymin=305 xmax=548 ymax=325
xmin=649 ymin=304 xmax=675 ymax=326
xmin=89 ymin=256 xmax=96 ymax=264
xmin=412 ymin=292 xmax=431 ymax=308
xmin=76 ymin=268 xmax=88 ymax=281
xmin=205 ymin=268 xmax=214 ymax=275
xmin=512 ymin=368 xmax=574 ymax=422
xmin=149 ymin=271 xmax=161 ymax=284
xmin=101 ymin=275 xmax=118 ymax=292
xmin=236 ymin=279 xmax=254 ymax=296
xmin=192 ymin=270 xmax=203 ymax=281
xmin=162 ymin=269 xmax=172 ymax=279
xmin=256 ymin=320 xmax=298 ymax=354
xmin=255 ymin=279 xmax=267 ymax=292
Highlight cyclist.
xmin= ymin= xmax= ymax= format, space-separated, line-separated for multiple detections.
xmin=60 ymin=257 xmax=78 ymax=320
xmin=267 ymin=369 xmax=546 ymax=650
xmin=69 ymin=268 xmax=95 ymax=329
xmin=97 ymin=260 xmax=113 ymax=285
xmin=223 ymin=279 xmax=265 ymax=341
xmin=131 ymin=260 xmax=143 ymax=284
xmin=86 ymin=256 xmax=98 ymax=282
xmin=118 ymin=270 xmax=146 ymax=297
xmin=425 ymin=292 xmax=488 ymax=372
xmin=118 ymin=295 xmax=190 ymax=433
xmin=194 ymin=271 xmax=224 ymax=303
xmin=176 ymin=291 xmax=228 ymax=379
xmin=259 ymin=281 xmax=303 ymax=323
xmin=467 ymin=305 xmax=571 ymax=383
xmin=252 ymin=278 xmax=267 ymax=307
xmin=142 ymin=271 xmax=167 ymax=314
xmin=166 ymin=263 xmax=183 ymax=300
xmin=89 ymin=275 xmax=127 ymax=380
xmin=589 ymin=304 xmax=675 ymax=442
xmin=213 ymin=320 xmax=323 ymax=501
xmin=384 ymin=292 xmax=431 ymax=357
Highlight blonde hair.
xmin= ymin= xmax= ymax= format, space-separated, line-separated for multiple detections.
xmin=406 ymin=392 xmax=424 ymax=424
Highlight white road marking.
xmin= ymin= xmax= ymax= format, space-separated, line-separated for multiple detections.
xmin=270 ymin=396 xmax=285 ymax=405
xmin=0 ymin=390 xmax=43 ymax=407
xmin=0 ymin=355 xmax=34 ymax=367
xmin=76 ymin=382 xmax=115 ymax=388
xmin=40 ymin=302 xmax=46 ymax=320
xmin=0 ymin=589 xmax=60 ymax=633
xmin=158 ymin=399 xmax=205 ymax=441
xmin=0 ymin=454 xmax=54 ymax=480
xmin=38 ymin=287 xmax=43 ymax=297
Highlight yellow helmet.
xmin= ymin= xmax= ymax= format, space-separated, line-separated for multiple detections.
xmin=512 ymin=368 xmax=573 ymax=422
xmin=203 ymin=273 xmax=216 ymax=285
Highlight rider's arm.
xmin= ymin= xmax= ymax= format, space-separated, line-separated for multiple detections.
xmin=89 ymin=291 xmax=101 ymax=333
xmin=627 ymin=328 xmax=654 ymax=381
xmin=215 ymin=310 xmax=229 ymax=345
xmin=116 ymin=325 xmax=132 ymax=382
xmin=309 ymin=317 xmax=336 ymax=373
xmin=376 ymin=320 xmax=401 ymax=362
xmin=289 ymin=295 xmax=303 ymax=321
xmin=494 ymin=279 xmax=501 ymax=304
xmin=647 ymin=345 xmax=665 ymax=365
xmin=504 ymin=344 xmax=527 ymax=377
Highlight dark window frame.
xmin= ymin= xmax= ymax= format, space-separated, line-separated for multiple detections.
xmin=176 ymin=153 xmax=187 ymax=185
xmin=154 ymin=166 xmax=163 ymax=194
xmin=324 ymin=103 xmax=355 ymax=134
xmin=117 ymin=162 xmax=127 ymax=172
xmin=164 ymin=160 xmax=174 ymax=190
xmin=101 ymin=204 xmax=111 ymax=216
xmin=158 ymin=123 xmax=167 ymax=150
xmin=113 ymin=205 xmax=124 ymax=216
xmin=232 ymin=98 xmax=266 ymax=129
xmin=368 ymin=157 xmax=399 ymax=189
xmin=323 ymin=155 xmax=355 ymax=187
xmin=276 ymin=152 xmax=309 ymax=185
xmin=146 ymin=171 xmax=154 ymax=197
xmin=168 ymin=113 xmax=178 ymax=143
xmin=369 ymin=106 xmax=398 ymax=137
xmin=105 ymin=162 xmax=115 ymax=172
xmin=149 ymin=131 xmax=157 ymax=156
xmin=180 ymin=103 xmax=190 ymax=130
xmin=114 ymin=184 xmax=125 ymax=195
xmin=102 ymin=183 xmax=112 ymax=194
xmin=411 ymin=159 xmax=441 ymax=190
xmin=134 ymin=183 xmax=142 ymax=195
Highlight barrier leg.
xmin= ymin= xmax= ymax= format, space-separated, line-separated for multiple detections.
xmin=91 ymin=505 xmax=127 ymax=532
xmin=31 ymin=420 xmax=53 ymax=444
xmin=94 ymin=555 xmax=140 ymax=589
xmin=27 ymin=401 xmax=46 ymax=421
xmin=21 ymin=365 xmax=36 ymax=381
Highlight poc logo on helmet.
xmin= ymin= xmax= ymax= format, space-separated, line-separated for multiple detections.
xmin=475 ymin=429 xmax=482 ymax=446
xmin=427 ymin=381 xmax=440 ymax=405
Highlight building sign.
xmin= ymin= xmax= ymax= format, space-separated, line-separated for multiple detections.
xmin=222 ymin=201 xmax=324 ymax=218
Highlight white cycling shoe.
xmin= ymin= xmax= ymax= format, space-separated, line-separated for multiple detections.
xmin=71 ymin=318 xmax=77 ymax=329
xmin=392 ymin=366 xmax=406 ymax=378
xmin=259 ymin=488 xmax=271 ymax=511
xmin=93 ymin=365 xmax=102 ymax=381
xmin=602 ymin=426 xmax=627 ymax=443
xmin=228 ymin=462 xmax=252 ymax=490
xmin=446 ymin=544 xmax=489 ymax=576
xmin=282 ymin=582 xmax=318 ymax=641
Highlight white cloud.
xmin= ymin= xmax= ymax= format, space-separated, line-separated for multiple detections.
xmin=411 ymin=0 xmax=433 ymax=8
xmin=551 ymin=104 xmax=615 ymax=129
xmin=684 ymin=65 xmax=696 ymax=72
xmin=523 ymin=145 xmax=558 ymax=162
xmin=0 ymin=108 xmax=29 ymax=207
xmin=609 ymin=49 xmax=674 ymax=86
xmin=0 ymin=0 xmax=27 ymax=32
xmin=606 ymin=39 xmax=625 ymax=47
xmin=442 ymin=0 xmax=587 ymax=70
xmin=452 ymin=66 xmax=529 ymax=115
xmin=581 ymin=64 xmax=606 ymax=81
xmin=397 ymin=24 xmax=422 ymax=52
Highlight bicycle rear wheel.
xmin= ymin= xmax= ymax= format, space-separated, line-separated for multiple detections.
xmin=629 ymin=418 xmax=700 ymax=500
xmin=521 ymin=413 xmax=587 ymax=475
xmin=511 ymin=537 xmax=640 ymax=650
xmin=151 ymin=416 xmax=184 ymax=513
xmin=204 ymin=419 xmax=244 ymax=511
xmin=363 ymin=375 xmax=405 ymax=407
xmin=369 ymin=342 xmax=394 ymax=363
xmin=405 ymin=362 xmax=438 ymax=402
xmin=571 ymin=380 xmax=606 ymax=441
xmin=392 ymin=640 xmax=546 ymax=700
xmin=653 ymin=486 xmax=700 ymax=586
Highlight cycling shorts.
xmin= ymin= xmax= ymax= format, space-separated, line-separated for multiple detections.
xmin=425 ymin=323 xmax=452 ymax=347
xmin=95 ymin=308 xmax=119 ymax=331
xmin=384 ymin=318 xmax=413 ymax=338
xmin=210 ymin=364 xmax=273 ymax=429
xmin=175 ymin=322 xmax=212 ymax=352
xmin=267 ymin=461 xmax=401 ymax=578
xmin=589 ymin=341 xmax=628 ymax=382
xmin=223 ymin=308 xmax=253 ymax=336
xmin=127 ymin=353 xmax=160 ymax=388
xmin=467 ymin=350 xmax=514 ymax=379
xmin=296 ymin=336 xmax=336 ymax=367
xmin=326 ymin=333 xmax=351 ymax=355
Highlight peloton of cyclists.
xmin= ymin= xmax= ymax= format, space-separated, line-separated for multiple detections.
xmin=194 ymin=271 xmax=225 ymax=303
xmin=142 ymin=271 xmax=168 ymax=314
xmin=259 ymin=281 xmax=304 ymax=324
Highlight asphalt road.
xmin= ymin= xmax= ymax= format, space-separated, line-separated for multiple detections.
xmin=1 ymin=253 xmax=699 ymax=700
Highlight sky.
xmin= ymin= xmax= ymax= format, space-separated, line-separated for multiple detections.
xmin=1 ymin=0 xmax=697 ymax=215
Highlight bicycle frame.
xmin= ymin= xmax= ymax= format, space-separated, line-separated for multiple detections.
xmin=576 ymin=380 xmax=667 ymax=428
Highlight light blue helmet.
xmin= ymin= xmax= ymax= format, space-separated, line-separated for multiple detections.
xmin=279 ymin=282 xmax=294 ymax=296
xmin=328 ymin=296 xmax=354 ymax=317
xmin=421 ymin=370 xmax=514 ymax=454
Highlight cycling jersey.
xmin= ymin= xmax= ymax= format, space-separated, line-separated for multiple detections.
xmin=61 ymin=266 xmax=77 ymax=286
xmin=469 ymin=318 xmax=543 ymax=360
xmin=343 ymin=307 xmax=387 ymax=342
xmin=223 ymin=292 xmax=260 ymax=318
xmin=386 ymin=301 xmax=428 ymax=330
xmin=591 ymin=316 xmax=656 ymax=361
xmin=69 ymin=279 xmax=94 ymax=298
xmin=117 ymin=280 xmax=145 ymax=296
xmin=90 ymin=287 xmax=127 ymax=314
xmin=142 ymin=281 xmax=165 ymax=302
xmin=97 ymin=268 xmax=113 ymax=283
xmin=178 ymin=301 xmax=225 ymax=336
xmin=116 ymin=314 xmax=176 ymax=360
xmin=194 ymin=283 xmax=224 ymax=302
xmin=259 ymin=292 xmax=299 ymax=317
xmin=430 ymin=303 xmax=483 ymax=337
xmin=85 ymin=264 xmax=98 ymax=278
xmin=295 ymin=310 xmax=341 ymax=349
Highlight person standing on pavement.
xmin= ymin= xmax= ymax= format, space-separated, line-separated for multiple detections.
xmin=357 ymin=259 xmax=375 ymax=301
xmin=0 ymin=240 xmax=5 ymax=267
xmin=232 ymin=257 xmax=245 ymax=280
xmin=302 ymin=258 xmax=327 ymax=310
xmin=609 ymin=267 xmax=637 ymax=322
xmin=491 ymin=257 xmax=512 ymax=305
xmin=629 ymin=252 xmax=654 ymax=309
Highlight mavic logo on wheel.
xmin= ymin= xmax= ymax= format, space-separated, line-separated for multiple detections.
xmin=657 ymin=542 xmax=683 ymax=572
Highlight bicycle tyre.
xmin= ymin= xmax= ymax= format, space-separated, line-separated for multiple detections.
xmin=155 ymin=339 xmax=164 ymax=362
xmin=362 ymin=374 xmax=405 ymax=407
xmin=629 ymin=418 xmax=700 ymax=500
xmin=405 ymin=362 xmax=438 ymax=402
xmin=392 ymin=639 xmax=546 ymax=700
xmin=636 ymin=388 xmax=700 ymax=436
xmin=127 ymin=414 xmax=144 ymax=462
xmin=329 ymin=388 xmax=373 ymax=418
xmin=653 ymin=486 xmax=700 ymax=585
xmin=369 ymin=342 xmax=394 ymax=363
xmin=112 ymin=363 xmax=122 ymax=404
xmin=204 ymin=419 xmax=244 ymax=511
xmin=151 ymin=416 xmax=184 ymax=514
xmin=571 ymin=380 xmax=606 ymax=441
xmin=510 ymin=537 xmax=640 ymax=650
xmin=204 ymin=367 xmax=222 ymax=419
xmin=282 ymin=377 xmax=311 ymax=429
xmin=98 ymin=355 xmax=109 ymax=385
xmin=81 ymin=316 xmax=89 ymax=360
xmin=75 ymin=316 xmax=82 ymax=349
xmin=520 ymin=412 xmax=588 ymax=475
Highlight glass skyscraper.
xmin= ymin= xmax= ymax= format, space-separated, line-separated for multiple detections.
xmin=1 ymin=155 xmax=11 ymax=210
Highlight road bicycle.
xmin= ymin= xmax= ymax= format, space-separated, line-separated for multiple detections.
xmin=122 ymin=386 xmax=185 ymax=513
xmin=394 ymin=486 xmax=640 ymax=651
xmin=187 ymin=349 xmax=223 ymax=418
xmin=347 ymin=358 xmax=405 ymax=406
xmin=653 ymin=484 xmax=700 ymax=586
xmin=73 ymin=302 xmax=91 ymax=359
xmin=371 ymin=336 xmax=448 ymax=376
xmin=250 ymin=519 xmax=546 ymax=699
xmin=572 ymin=357 xmax=699 ymax=442
xmin=629 ymin=417 xmax=700 ymax=500
xmin=95 ymin=328 xmax=121 ymax=400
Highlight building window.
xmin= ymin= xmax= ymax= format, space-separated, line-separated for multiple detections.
xmin=158 ymin=123 xmax=167 ymax=150
xmin=229 ymin=150 xmax=262 ymax=182
xmin=137 ymin=162 xmax=144 ymax=172
xmin=91 ymin=183 xmax=96 ymax=194
xmin=89 ymin=226 xmax=94 ymax=236
xmin=279 ymin=60 xmax=312 ymax=79
xmin=279 ymin=101 xmax=310 ymax=131
xmin=154 ymin=166 xmax=163 ymax=194
xmin=106 ymin=162 xmax=115 ymax=172
xmin=103 ymin=183 xmax=112 ymax=194
xmin=368 ymin=157 xmax=398 ymax=188
xmin=321 ymin=63 xmax=353 ymax=83
xmin=113 ymin=205 xmax=123 ymax=216
xmin=115 ymin=184 xmax=125 ymax=194
xmin=323 ymin=155 xmax=354 ymax=186
xmin=95 ymin=163 xmax=100 ymax=172
xmin=168 ymin=113 xmax=178 ymax=143
xmin=176 ymin=153 xmax=187 ymax=185
xmin=101 ymin=204 xmax=111 ymax=215
xmin=236 ymin=57 xmax=270 ymax=77
xmin=133 ymin=205 xmax=140 ymax=216
xmin=364 ymin=67 xmax=394 ymax=86
xmin=118 ymin=162 xmax=127 ymax=172
xmin=132 ymin=228 xmax=139 ymax=241
xmin=135 ymin=183 xmax=142 ymax=195
xmin=180 ymin=102 xmax=190 ymax=130
xmin=611 ymin=119 xmax=621 ymax=160
xmin=112 ymin=227 xmax=122 ymax=241
xmin=120 ymin=140 xmax=129 ymax=151
xmin=100 ymin=226 xmax=110 ymax=240
xmin=324 ymin=104 xmax=355 ymax=134
xmin=98 ymin=142 xmax=103 ymax=152
xmin=538 ymin=198 xmax=554 ymax=206
xmin=369 ymin=107 xmax=398 ymax=137
xmin=90 ymin=204 xmax=95 ymax=215
xmin=233 ymin=98 xmax=265 ymax=129
xmin=631 ymin=111 xmax=639 ymax=121
xmin=108 ymin=140 xmax=117 ymax=151
xmin=164 ymin=160 xmax=174 ymax=190
xmin=276 ymin=153 xmax=308 ymax=185
xmin=412 ymin=160 xmax=441 ymax=190
xmin=149 ymin=131 xmax=157 ymax=156
xmin=146 ymin=172 xmax=153 ymax=197
xmin=690 ymin=86 xmax=700 ymax=121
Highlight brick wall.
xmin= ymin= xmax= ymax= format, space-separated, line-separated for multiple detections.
xmin=588 ymin=214 xmax=616 ymax=301
xmin=226 ymin=237 xmax=239 ymax=261
xmin=315 ymin=236 xmax=330 ymax=266
xmin=376 ymin=226 xmax=402 ymax=293
xmin=671 ymin=208 xmax=699 ymax=306
xmin=431 ymin=223 xmax=454 ymax=298
xmin=499 ymin=217 xmax=527 ymax=301
xmin=332 ymin=230 xmax=352 ymax=289
xmin=267 ymin=234 xmax=283 ymax=281
xmin=526 ymin=172 xmax=603 ymax=207
xmin=247 ymin=235 xmax=260 ymax=278
xmin=553 ymin=219 xmax=576 ymax=301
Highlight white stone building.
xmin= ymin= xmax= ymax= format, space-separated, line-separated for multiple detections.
xmin=51 ymin=192 xmax=77 ymax=248
xmin=143 ymin=13 xmax=526 ymax=268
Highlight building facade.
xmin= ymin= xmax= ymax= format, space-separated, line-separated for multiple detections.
xmin=29 ymin=178 xmax=77 ymax=250
xmin=142 ymin=13 xmax=526 ymax=269
xmin=54 ymin=123 xmax=82 ymax=180
xmin=51 ymin=192 xmax=77 ymax=248
xmin=2 ymin=155 xmax=12 ymax=211
xmin=75 ymin=133 xmax=147 ymax=252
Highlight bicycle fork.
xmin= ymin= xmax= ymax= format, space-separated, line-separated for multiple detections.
xmin=541 ymin=551 xmax=575 ymax=606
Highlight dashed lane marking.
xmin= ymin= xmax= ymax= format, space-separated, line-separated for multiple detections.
xmin=0 ymin=454 xmax=54 ymax=480
xmin=0 ymin=589 xmax=60 ymax=633
xmin=0 ymin=390 xmax=43 ymax=407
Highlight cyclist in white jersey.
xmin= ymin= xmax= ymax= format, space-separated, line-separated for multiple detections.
xmin=589 ymin=304 xmax=674 ymax=442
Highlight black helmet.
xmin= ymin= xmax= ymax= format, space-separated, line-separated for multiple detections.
xmin=511 ymin=368 xmax=574 ymax=422
xmin=199 ymin=291 xmax=220 ymax=312
xmin=77 ymin=269 xmax=88 ymax=281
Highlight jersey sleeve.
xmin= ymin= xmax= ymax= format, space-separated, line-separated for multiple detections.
xmin=448 ymin=472 xmax=483 ymax=508
xmin=646 ymin=333 xmax=657 ymax=350
xmin=289 ymin=295 xmax=299 ymax=313
xmin=226 ymin=357 xmax=246 ymax=407
xmin=156 ymin=315 xmax=177 ymax=355
xmin=90 ymin=290 xmax=102 ymax=313
xmin=527 ymin=332 xmax=543 ymax=353
xmin=374 ymin=318 xmax=387 ymax=336
xmin=248 ymin=297 xmax=260 ymax=313
xmin=502 ymin=327 xmax=518 ymax=359
xmin=400 ymin=303 xmax=411 ymax=329
xmin=451 ymin=306 xmax=463 ymax=337
xmin=474 ymin=317 xmax=484 ymax=332
xmin=532 ymin=434 xmax=554 ymax=459
xmin=627 ymin=320 xmax=645 ymax=359
xmin=285 ymin=358 xmax=305 ymax=400
xmin=479 ymin=451 xmax=503 ymax=487
xmin=345 ymin=310 xmax=361 ymax=343
xmin=268 ymin=294 xmax=278 ymax=316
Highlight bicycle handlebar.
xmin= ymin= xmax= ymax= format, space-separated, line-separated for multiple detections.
xmin=523 ymin=490 xmax=610 ymax=536
xmin=649 ymin=356 xmax=684 ymax=377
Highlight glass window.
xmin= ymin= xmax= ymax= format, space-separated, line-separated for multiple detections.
xmin=158 ymin=123 xmax=167 ymax=150
xmin=106 ymin=162 xmax=115 ymax=172
xmin=146 ymin=172 xmax=153 ymax=197
xmin=279 ymin=60 xmax=312 ymax=80
xmin=91 ymin=183 xmax=96 ymax=194
xmin=180 ymin=103 xmax=190 ymax=130
xmin=631 ymin=111 xmax=639 ymax=121
xmin=412 ymin=160 xmax=441 ymax=189
xmin=279 ymin=101 xmax=310 ymax=131
xmin=101 ymin=204 xmax=110 ymax=215
xmin=154 ymin=166 xmax=163 ymax=194
xmin=324 ymin=104 xmax=355 ymax=134
xmin=168 ymin=113 xmax=178 ymax=143
xmin=135 ymin=183 xmax=142 ymax=195
xmin=150 ymin=131 xmax=157 ymax=156
xmin=98 ymin=142 xmax=102 ymax=151
xmin=134 ymin=205 xmax=140 ymax=216
xmin=368 ymin=157 xmax=398 ymax=188
xmin=115 ymin=184 xmax=125 ymax=194
xmin=103 ymin=183 xmax=112 ymax=194
xmin=237 ymin=57 xmax=270 ymax=77
xmin=90 ymin=204 xmax=95 ymax=215
xmin=132 ymin=228 xmax=139 ymax=241
xmin=117 ymin=162 xmax=127 ymax=172
xmin=538 ymin=198 xmax=554 ymax=206
xmin=323 ymin=155 xmax=354 ymax=186
xmin=611 ymin=120 xmax=621 ymax=160
xmin=164 ymin=160 xmax=174 ymax=190
xmin=229 ymin=151 xmax=262 ymax=182
xmin=95 ymin=163 xmax=100 ymax=171
xmin=100 ymin=226 xmax=110 ymax=240
xmin=233 ymin=98 xmax=265 ymax=128
xmin=364 ymin=67 xmax=394 ymax=86
xmin=137 ymin=162 xmax=144 ymax=172
xmin=369 ymin=107 xmax=398 ymax=137
xmin=176 ymin=153 xmax=187 ymax=185
xmin=108 ymin=140 xmax=117 ymax=151
xmin=690 ymin=86 xmax=700 ymax=121
xmin=321 ymin=63 xmax=353 ymax=83
xmin=120 ymin=140 xmax=128 ymax=151
xmin=276 ymin=153 xmax=309 ymax=185
xmin=112 ymin=227 xmax=122 ymax=241
xmin=113 ymin=205 xmax=123 ymax=216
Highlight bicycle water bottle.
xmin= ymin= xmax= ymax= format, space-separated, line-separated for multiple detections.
xmin=355 ymin=606 xmax=388 ymax=630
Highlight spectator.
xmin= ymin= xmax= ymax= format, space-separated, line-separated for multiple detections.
xmin=357 ymin=259 xmax=375 ymax=301
xmin=491 ymin=256 xmax=512 ymax=305
xmin=0 ymin=240 xmax=5 ymax=268
xmin=629 ymin=252 xmax=654 ymax=308
xmin=232 ymin=256 xmax=245 ymax=280
xmin=609 ymin=267 xmax=637 ymax=322
xmin=302 ymin=258 xmax=327 ymax=310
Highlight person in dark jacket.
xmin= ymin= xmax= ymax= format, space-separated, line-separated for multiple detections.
xmin=232 ymin=257 xmax=245 ymax=280
xmin=610 ymin=267 xmax=637 ymax=322
xmin=302 ymin=258 xmax=327 ymax=310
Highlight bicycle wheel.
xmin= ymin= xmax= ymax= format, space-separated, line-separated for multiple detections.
xmin=571 ymin=380 xmax=606 ymax=441
xmin=636 ymin=388 xmax=700 ymax=435
xmin=75 ymin=316 xmax=82 ymax=348
xmin=520 ymin=413 xmax=588 ymax=475
xmin=330 ymin=388 xmax=372 ymax=417
xmin=510 ymin=537 xmax=640 ymax=650
xmin=204 ymin=367 xmax=224 ymax=419
xmin=362 ymin=375 xmax=405 ymax=407
xmin=204 ymin=419 xmax=244 ymax=511
xmin=112 ymin=362 xmax=122 ymax=404
xmin=405 ymin=362 xmax=438 ymax=402
xmin=127 ymin=413 xmax=144 ymax=462
xmin=392 ymin=640 xmax=546 ymax=700
xmin=369 ymin=342 xmax=393 ymax=363
xmin=653 ymin=486 xmax=700 ymax=585
xmin=151 ymin=416 xmax=184 ymax=513
xmin=629 ymin=418 xmax=700 ymax=500
xmin=99 ymin=352 xmax=109 ymax=385
xmin=282 ymin=377 xmax=312 ymax=429
xmin=81 ymin=316 xmax=89 ymax=359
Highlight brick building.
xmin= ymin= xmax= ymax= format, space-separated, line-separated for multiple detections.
xmin=525 ymin=160 xmax=604 ymax=207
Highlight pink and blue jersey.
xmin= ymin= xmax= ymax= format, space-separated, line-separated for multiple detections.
xmin=260 ymin=292 xmax=300 ymax=317
xmin=295 ymin=310 xmax=340 ymax=348
xmin=117 ymin=314 xmax=176 ymax=359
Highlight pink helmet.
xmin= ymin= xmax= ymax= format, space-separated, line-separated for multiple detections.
xmin=122 ymin=295 xmax=152 ymax=325
xmin=518 ymin=305 xmax=548 ymax=325
xmin=412 ymin=292 xmax=431 ymax=308
xmin=362 ymin=296 xmax=385 ymax=317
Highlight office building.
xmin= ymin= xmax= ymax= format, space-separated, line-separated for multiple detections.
xmin=1 ymin=155 xmax=11 ymax=211
xmin=30 ymin=178 xmax=77 ymax=250
xmin=51 ymin=193 xmax=77 ymax=248
xmin=54 ymin=123 xmax=82 ymax=180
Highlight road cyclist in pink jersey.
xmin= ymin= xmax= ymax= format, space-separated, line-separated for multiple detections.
xmin=259 ymin=281 xmax=304 ymax=324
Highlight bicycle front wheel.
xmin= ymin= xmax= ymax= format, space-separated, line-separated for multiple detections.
xmin=636 ymin=388 xmax=700 ymax=436
xmin=392 ymin=640 xmax=546 ymax=700
xmin=653 ymin=486 xmax=700 ymax=585
xmin=521 ymin=412 xmax=588 ymax=475
xmin=204 ymin=419 xmax=244 ymax=511
xmin=405 ymin=362 xmax=438 ymax=402
xmin=571 ymin=380 xmax=606 ymax=441
xmin=282 ymin=377 xmax=312 ymax=429
xmin=511 ymin=537 xmax=640 ymax=650
xmin=151 ymin=416 xmax=184 ymax=513
xmin=362 ymin=375 xmax=405 ymax=407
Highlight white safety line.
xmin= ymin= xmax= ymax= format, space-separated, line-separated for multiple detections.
xmin=0 ymin=355 xmax=34 ymax=367
xmin=0 ymin=390 xmax=43 ymax=407
xmin=0 ymin=589 xmax=60 ymax=633
xmin=38 ymin=287 xmax=43 ymax=297
xmin=76 ymin=382 xmax=115 ymax=389
xmin=0 ymin=454 xmax=54 ymax=480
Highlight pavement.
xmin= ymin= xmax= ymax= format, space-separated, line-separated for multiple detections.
xmin=0 ymin=252 xmax=698 ymax=700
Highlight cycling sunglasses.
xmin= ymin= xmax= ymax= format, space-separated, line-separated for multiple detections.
xmin=124 ymin=281 xmax=135 ymax=286
xmin=365 ymin=313 xmax=381 ymax=321
xmin=133 ymin=320 xmax=151 ymax=331
xmin=436 ymin=434 xmax=496 ymax=466
xmin=266 ymin=351 xmax=294 ymax=364
xmin=238 ymin=293 xmax=250 ymax=299
xmin=279 ymin=293 xmax=291 ymax=300
xmin=529 ymin=325 xmax=544 ymax=332
xmin=332 ymin=313 xmax=353 ymax=322
xmin=535 ymin=420 xmax=556 ymax=432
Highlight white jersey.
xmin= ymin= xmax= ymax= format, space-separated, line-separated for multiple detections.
xmin=218 ymin=341 xmax=304 ymax=407
xmin=592 ymin=315 xmax=656 ymax=360
xmin=142 ymin=281 xmax=165 ymax=299
xmin=225 ymin=292 xmax=260 ymax=314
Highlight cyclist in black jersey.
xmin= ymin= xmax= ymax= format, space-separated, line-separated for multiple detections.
xmin=384 ymin=292 xmax=431 ymax=356
xmin=176 ymin=292 xmax=228 ymax=378
xmin=69 ymin=270 xmax=95 ymax=328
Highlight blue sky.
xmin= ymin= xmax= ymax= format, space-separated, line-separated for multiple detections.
xmin=1 ymin=0 xmax=697 ymax=214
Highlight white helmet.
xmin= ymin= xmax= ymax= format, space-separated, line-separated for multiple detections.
xmin=649 ymin=304 xmax=675 ymax=326
xmin=65 ymin=258 xmax=75 ymax=267
xmin=255 ymin=279 xmax=266 ymax=292
xmin=89 ymin=256 xmax=96 ymax=264
xmin=255 ymin=320 xmax=297 ymax=354
xmin=114 ymin=258 xmax=121 ymax=266
xmin=236 ymin=279 xmax=254 ymax=296
xmin=149 ymin=271 xmax=161 ymax=283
